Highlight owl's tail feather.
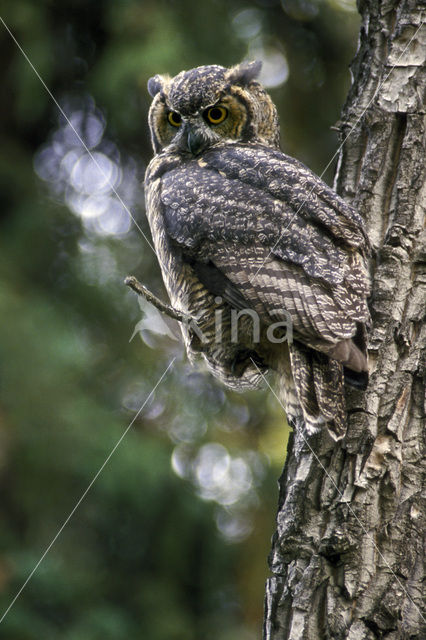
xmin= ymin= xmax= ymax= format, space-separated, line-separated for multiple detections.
xmin=278 ymin=342 xmax=346 ymax=440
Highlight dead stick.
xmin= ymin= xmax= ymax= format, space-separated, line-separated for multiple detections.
xmin=124 ymin=276 xmax=189 ymax=323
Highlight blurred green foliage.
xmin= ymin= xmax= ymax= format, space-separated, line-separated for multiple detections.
xmin=0 ymin=0 xmax=359 ymax=637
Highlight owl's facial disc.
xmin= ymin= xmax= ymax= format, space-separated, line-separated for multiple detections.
xmin=164 ymin=95 xmax=250 ymax=156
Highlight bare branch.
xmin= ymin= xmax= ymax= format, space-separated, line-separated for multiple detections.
xmin=124 ymin=276 xmax=189 ymax=323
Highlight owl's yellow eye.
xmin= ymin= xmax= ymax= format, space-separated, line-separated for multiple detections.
xmin=167 ymin=111 xmax=182 ymax=127
xmin=204 ymin=106 xmax=228 ymax=125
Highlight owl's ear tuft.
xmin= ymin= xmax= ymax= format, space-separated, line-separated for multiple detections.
xmin=228 ymin=60 xmax=262 ymax=86
xmin=147 ymin=75 xmax=165 ymax=98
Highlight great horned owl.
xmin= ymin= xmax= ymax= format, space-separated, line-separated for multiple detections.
xmin=144 ymin=61 xmax=370 ymax=439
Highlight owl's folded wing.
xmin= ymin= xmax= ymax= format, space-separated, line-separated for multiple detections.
xmin=187 ymin=247 xmax=369 ymax=373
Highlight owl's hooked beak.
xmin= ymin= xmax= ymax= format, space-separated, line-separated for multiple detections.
xmin=187 ymin=128 xmax=206 ymax=155
xmin=177 ymin=121 xmax=208 ymax=156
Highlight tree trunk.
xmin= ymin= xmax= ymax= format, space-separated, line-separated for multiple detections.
xmin=263 ymin=2 xmax=425 ymax=639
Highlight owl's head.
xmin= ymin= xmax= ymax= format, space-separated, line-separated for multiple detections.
xmin=147 ymin=61 xmax=280 ymax=155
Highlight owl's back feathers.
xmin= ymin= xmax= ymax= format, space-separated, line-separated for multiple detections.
xmin=159 ymin=144 xmax=369 ymax=286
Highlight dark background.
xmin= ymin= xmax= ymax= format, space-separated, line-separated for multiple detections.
xmin=0 ymin=1 xmax=359 ymax=638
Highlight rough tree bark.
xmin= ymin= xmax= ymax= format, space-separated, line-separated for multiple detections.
xmin=263 ymin=2 xmax=425 ymax=639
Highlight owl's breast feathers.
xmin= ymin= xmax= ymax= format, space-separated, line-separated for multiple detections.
xmin=145 ymin=142 xmax=371 ymax=438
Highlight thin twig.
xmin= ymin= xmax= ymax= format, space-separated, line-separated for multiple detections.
xmin=124 ymin=276 xmax=189 ymax=323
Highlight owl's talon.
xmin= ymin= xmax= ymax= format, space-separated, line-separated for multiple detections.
xmin=231 ymin=349 xmax=266 ymax=377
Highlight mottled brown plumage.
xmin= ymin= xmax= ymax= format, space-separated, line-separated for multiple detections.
xmin=144 ymin=61 xmax=370 ymax=439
